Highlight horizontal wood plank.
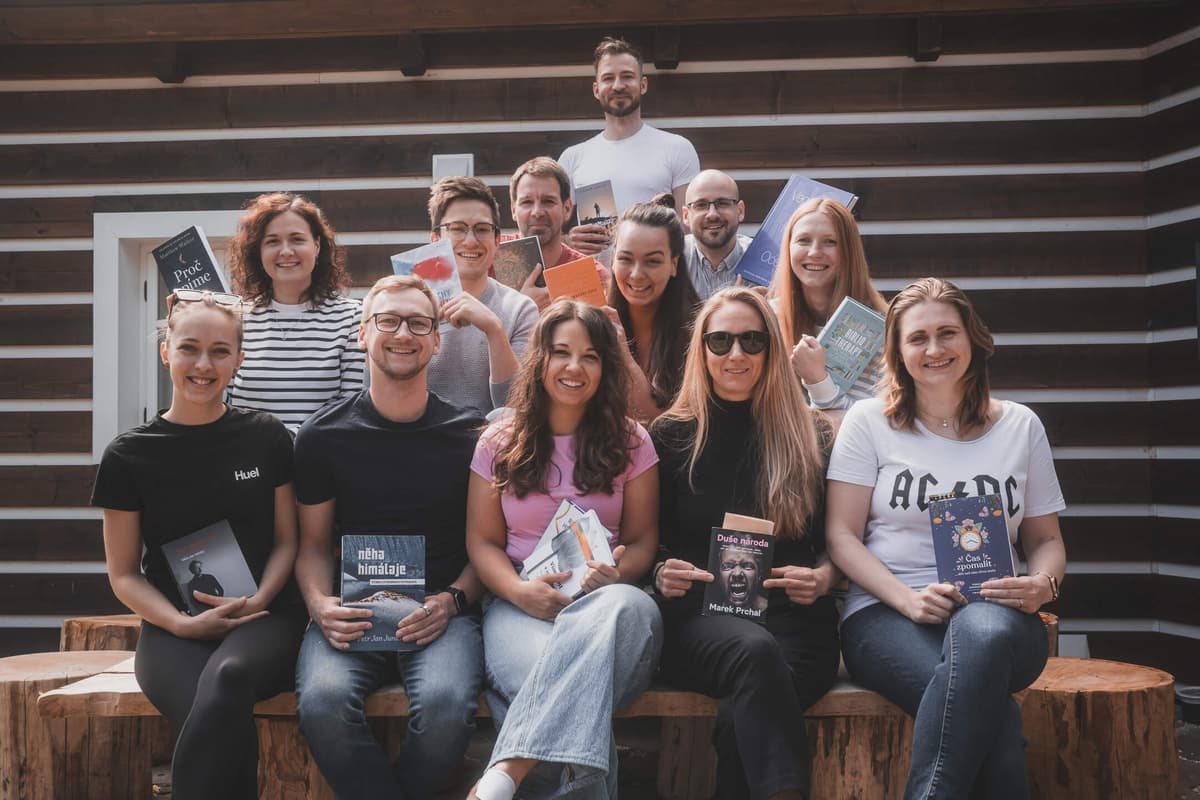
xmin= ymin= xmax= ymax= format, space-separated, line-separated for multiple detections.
xmin=0 ymin=573 xmax=122 ymax=615
xmin=1028 ymin=400 xmax=1200 ymax=448
xmin=1148 ymin=217 xmax=1200 ymax=273
xmin=0 ymin=627 xmax=60 ymax=658
xmin=0 ymin=520 xmax=104 ymax=562
xmin=1145 ymin=36 xmax=1200 ymax=102
xmin=1053 ymin=459 xmax=1151 ymax=506
xmin=1145 ymin=152 xmax=1200 ymax=217
xmin=1054 ymin=574 xmax=1198 ymax=627
xmin=0 ymin=252 xmax=92 ymax=294
xmin=0 ymin=359 xmax=91 ymax=400
xmin=0 ymin=465 xmax=95 ymax=507
xmin=0 ymin=305 xmax=91 ymax=347
xmin=1087 ymin=632 xmax=1200 ymax=685
xmin=0 ymin=411 xmax=91 ymax=453
xmin=1059 ymin=516 xmax=1157 ymax=564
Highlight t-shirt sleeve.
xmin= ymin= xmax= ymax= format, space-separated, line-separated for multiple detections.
xmin=826 ymin=402 xmax=881 ymax=487
xmin=293 ymin=423 xmax=335 ymax=505
xmin=469 ymin=429 xmax=501 ymax=483
xmin=90 ymin=440 xmax=143 ymax=511
xmin=1022 ymin=408 xmax=1067 ymax=517
xmin=670 ymin=136 xmax=702 ymax=189
xmin=490 ymin=295 xmax=539 ymax=409
xmin=268 ymin=417 xmax=295 ymax=487
xmin=625 ymin=422 xmax=660 ymax=482
xmin=338 ymin=300 xmax=366 ymax=398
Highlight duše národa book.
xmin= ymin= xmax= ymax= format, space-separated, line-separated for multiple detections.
xmin=340 ymin=534 xmax=426 ymax=652
xmin=816 ymin=296 xmax=885 ymax=395
xmin=152 ymin=226 xmax=230 ymax=294
xmin=928 ymin=493 xmax=1015 ymax=600
xmin=161 ymin=519 xmax=257 ymax=615
xmin=701 ymin=527 xmax=776 ymax=623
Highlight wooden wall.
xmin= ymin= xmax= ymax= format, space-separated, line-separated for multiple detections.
xmin=0 ymin=3 xmax=1198 ymax=680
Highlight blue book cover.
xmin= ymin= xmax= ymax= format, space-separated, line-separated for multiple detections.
xmin=733 ymin=175 xmax=858 ymax=287
xmin=816 ymin=296 xmax=885 ymax=395
xmin=340 ymin=534 xmax=425 ymax=652
xmin=928 ymin=494 xmax=1015 ymax=600
xmin=161 ymin=519 xmax=257 ymax=615
xmin=390 ymin=239 xmax=462 ymax=330
xmin=152 ymin=225 xmax=230 ymax=294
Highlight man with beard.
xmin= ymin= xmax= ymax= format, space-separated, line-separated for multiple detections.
xmin=502 ymin=157 xmax=586 ymax=310
xmin=293 ymin=274 xmax=485 ymax=797
xmin=681 ymin=170 xmax=753 ymax=299
xmin=560 ymin=37 xmax=701 ymax=255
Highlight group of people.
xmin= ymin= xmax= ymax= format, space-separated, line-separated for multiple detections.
xmin=91 ymin=34 xmax=1067 ymax=800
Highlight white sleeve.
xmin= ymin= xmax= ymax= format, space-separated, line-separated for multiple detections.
xmin=805 ymin=375 xmax=849 ymax=409
xmin=671 ymin=136 xmax=701 ymax=189
xmin=1022 ymin=409 xmax=1067 ymax=517
xmin=826 ymin=402 xmax=881 ymax=487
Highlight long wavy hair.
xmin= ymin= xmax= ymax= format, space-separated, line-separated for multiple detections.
xmin=772 ymin=197 xmax=886 ymax=349
xmin=227 ymin=192 xmax=349 ymax=308
xmin=606 ymin=194 xmax=700 ymax=408
xmin=492 ymin=300 xmax=635 ymax=498
xmin=655 ymin=288 xmax=828 ymax=540
xmin=883 ymin=277 xmax=995 ymax=432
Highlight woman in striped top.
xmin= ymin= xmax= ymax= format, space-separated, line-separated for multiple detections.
xmin=227 ymin=193 xmax=365 ymax=432
xmin=771 ymin=198 xmax=887 ymax=415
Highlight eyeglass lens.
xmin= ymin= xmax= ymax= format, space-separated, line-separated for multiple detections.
xmin=373 ymin=314 xmax=435 ymax=335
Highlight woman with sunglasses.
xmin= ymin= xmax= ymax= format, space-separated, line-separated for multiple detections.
xmin=227 ymin=192 xmax=365 ymax=432
xmin=91 ymin=291 xmax=306 ymax=800
xmin=772 ymin=198 xmax=887 ymax=413
xmin=607 ymin=194 xmax=701 ymax=421
xmin=465 ymin=300 xmax=662 ymax=800
xmin=650 ymin=288 xmax=840 ymax=800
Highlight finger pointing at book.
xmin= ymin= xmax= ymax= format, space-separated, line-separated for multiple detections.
xmin=653 ymin=557 xmax=714 ymax=598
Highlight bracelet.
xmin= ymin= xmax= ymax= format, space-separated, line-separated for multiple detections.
xmin=652 ymin=561 xmax=667 ymax=592
xmin=1034 ymin=571 xmax=1060 ymax=602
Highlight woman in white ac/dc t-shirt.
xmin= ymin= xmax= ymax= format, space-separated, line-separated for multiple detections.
xmin=826 ymin=277 xmax=1066 ymax=800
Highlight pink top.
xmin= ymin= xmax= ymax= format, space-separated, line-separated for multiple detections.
xmin=470 ymin=419 xmax=659 ymax=563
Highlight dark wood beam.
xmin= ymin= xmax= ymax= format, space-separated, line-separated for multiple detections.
xmin=394 ymin=31 xmax=425 ymax=77
xmin=151 ymin=42 xmax=190 ymax=83
xmin=653 ymin=26 xmax=680 ymax=70
xmin=912 ymin=15 xmax=943 ymax=62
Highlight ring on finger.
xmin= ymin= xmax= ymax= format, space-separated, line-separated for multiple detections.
xmin=1017 ymin=598 xmax=1024 ymax=608
xmin=422 ymin=604 xmax=432 ymax=618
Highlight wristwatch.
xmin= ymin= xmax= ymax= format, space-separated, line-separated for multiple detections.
xmin=443 ymin=586 xmax=468 ymax=615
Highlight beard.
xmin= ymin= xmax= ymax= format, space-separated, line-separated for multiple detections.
xmin=601 ymin=92 xmax=641 ymax=118
xmin=695 ymin=222 xmax=736 ymax=251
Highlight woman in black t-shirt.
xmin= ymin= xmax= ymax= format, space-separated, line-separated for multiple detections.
xmin=91 ymin=291 xmax=305 ymax=800
xmin=649 ymin=288 xmax=841 ymax=800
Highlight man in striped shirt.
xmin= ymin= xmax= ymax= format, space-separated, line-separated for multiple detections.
xmin=681 ymin=170 xmax=753 ymax=300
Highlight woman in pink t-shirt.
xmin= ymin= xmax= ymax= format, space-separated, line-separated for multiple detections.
xmin=465 ymin=300 xmax=662 ymax=800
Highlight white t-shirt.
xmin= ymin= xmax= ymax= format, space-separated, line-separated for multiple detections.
xmin=827 ymin=398 xmax=1066 ymax=621
xmin=559 ymin=123 xmax=701 ymax=215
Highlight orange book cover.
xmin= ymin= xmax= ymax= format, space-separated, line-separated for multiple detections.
xmin=543 ymin=256 xmax=606 ymax=307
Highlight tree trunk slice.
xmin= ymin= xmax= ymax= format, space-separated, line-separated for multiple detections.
xmin=59 ymin=615 xmax=141 ymax=653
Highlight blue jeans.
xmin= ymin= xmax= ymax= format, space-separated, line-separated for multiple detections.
xmin=841 ymin=601 xmax=1048 ymax=800
xmin=294 ymin=614 xmax=483 ymax=799
xmin=483 ymin=584 xmax=663 ymax=799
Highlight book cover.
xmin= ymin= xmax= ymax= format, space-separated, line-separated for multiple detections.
xmin=928 ymin=493 xmax=1015 ymax=600
xmin=816 ymin=296 xmax=886 ymax=395
xmin=519 ymin=499 xmax=615 ymax=598
xmin=733 ymin=175 xmax=858 ymax=287
xmin=543 ymin=255 xmax=606 ymax=307
xmin=340 ymin=534 xmax=426 ymax=652
xmin=390 ymin=239 xmax=463 ymax=330
xmin=152 ymin=225 xmax=230 ymax=294
xmin=493 ymin=235 xmax=544 ymax=291
xmin=701 ymin=527 xmax=776 ymax=623
xmin=575 ymin=179 xmax=619 ymax=241
xmin=161 ymin=519 xmax=257 ymax=615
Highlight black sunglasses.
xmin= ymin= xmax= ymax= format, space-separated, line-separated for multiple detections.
xmin=702 ymin=330 xmax=769 ymax=356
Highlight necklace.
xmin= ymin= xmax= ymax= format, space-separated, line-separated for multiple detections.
xmin=918 ymin=408 xmax=957 ymax=433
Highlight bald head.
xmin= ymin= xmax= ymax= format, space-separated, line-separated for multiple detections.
xmin=683 ymin=170 xmax=744 ymax=254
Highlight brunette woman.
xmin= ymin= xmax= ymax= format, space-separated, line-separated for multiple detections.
xmin=227 ymin=192 xmax=364 ymax=431
xmin=650 ymin=287 xmax=840 ymax=800
xmin=91 ymin=291 xmax=305 ymax=799
xmin=826 ymin=278 xmax=1066 ymax=799
xmin=466 ymin=300 xmax=662 ymax=800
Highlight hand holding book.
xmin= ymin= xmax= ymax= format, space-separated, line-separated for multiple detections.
xmin=512 ymin=572 xmax=573 ymax=621
xmin=904 ymin=583 xmax=967 ymax=625
xmin=578 ymin=544 xmax=627 ymax=594
xmin=653 ymin=558 xmax=714 ymax=598
xmin=762 ymin=564 xmax=835 ymax=606
xmin=174 ymin=595 xmax=269 ymax=640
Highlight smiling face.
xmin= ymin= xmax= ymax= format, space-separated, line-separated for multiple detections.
xmin=160 ymin=305 xmax=244 ymax=412
xmin=260 ymin=211 xmax=319 ymax=302
xmin=898 ymin=300 xmax=972 ymax=395
xmin=787 ymin=211 xmax=841 ymax=299
xmin=683 ymin=171 xmax=744 ymax=253
xmin=719 ymin=545 xmax=762 ymax=608
xmin=612 ymin=221 xmax=678 ymax=310
xmin=593 ymin=52 xmax=646 ymax=118
xmin=512 ymin=173 xmax=572 ymax=250
xmin=703 ymin=300 xmax=767 ymax=402
xmin=359 ymin=287 xmax=441 ymax=382
xmin=542 ymin=318 xmax=602 ymax=412
xmin=433 ymin=198 xmax=498 ymax=282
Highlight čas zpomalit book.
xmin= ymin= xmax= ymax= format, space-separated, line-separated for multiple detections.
xmin=494 ymin=235 xmax=545 ymax=290
xmin=340 ymin=534 xmax=426 ymax=652
xmin=701 ymin=525 xmax=776 ymax=623
xmin=152 ymin=226 xmax=231 ymax=293
xmin=161 ymin=520 xmax=257 ymax=615
xmin=928 ymin=493 xmax=1015 ymax=600
xmin=519 ymin=499 xmax=615 ymax=599
xmin=733 ymin=175 xmax=858 ymax=287
xmin=816 ymin=296 xmax=885 ymax=396
xmin=390 ymin=239 xmax=462 ymax=330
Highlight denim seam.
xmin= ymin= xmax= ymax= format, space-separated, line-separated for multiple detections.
xmin=925 ymin=620 xmax=955 ymax=798
xmin=487 ymin=748 xmax=611 ymax=773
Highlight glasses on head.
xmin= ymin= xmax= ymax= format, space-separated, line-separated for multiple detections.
xmin=435 ymin=221 xmax=500 ymax=241
xmin=369 ymin=313 xmax=436 ymax=336
xmin=686 ymin=198 xmax=739 ymax=214
xmin=166 ymin=290 xmax=244 ymax=319
xmin=702 ymin=330 xmax=769 ymax=356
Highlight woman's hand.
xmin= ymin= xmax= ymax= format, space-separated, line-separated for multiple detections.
xmin=654 ymin=558 xmax=714 ymax=599
xmin=980 ymin=574 xmax=1052 ymax=614
xmin=790 ymin=335 xmax=828 ymax=385
xmin=513 ymin=573 xmax=574 ymax=621
xmin=763 ymin=563 xmax=834 ymax=605
xmin=580 ymin=544 xmax=625 ymax=594
xmin=904 ymin=583 xmax=966 ymax=624
xmin=174 ymin=594 xmax=269 ymax=639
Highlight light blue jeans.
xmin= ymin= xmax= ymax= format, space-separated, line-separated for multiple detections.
xmin=841 ymin=600 xmax=1049 ymax=800
xmin=294 ymin=615 xmax=483 ymax=799
xmin=483 ymin=584 xmax=663 ymax=799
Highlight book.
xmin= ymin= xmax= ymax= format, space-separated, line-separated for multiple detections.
xmin=733 ymin=175 xmax=858 ymax=287
xmin=722 ymin=512 xmax=775 ymax=536
xmin=340 ymin=534 xmax=426 ymax=652
xmin=152 ymin=225 xmax=230 ymax=294
xmin=493 ymin=235 xmax=545 ymax=290
xmin=928 ymin=493 xmax=1015 ymax=600
xmin=575 ymin=179 xmax=619 ymax=242
xmin=390 ymin=239 xmax=463 ymax=330
xmin=543 ymin=255 xmax=607 ymax=307
xmin=701 ymin=526 xmax=776 ymax=623
xmin=816 ymin=296 xmax=886 ymax=396
xmin=161 ymin=519 xmax=257 ymax=615
xmin=519 ymin=499 xmax=616 ymax=599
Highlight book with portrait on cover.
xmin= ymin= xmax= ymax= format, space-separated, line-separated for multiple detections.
xmin=928 ymin=493 xmax=1015 ymax=600
xmin=340 ymin=534 xmax=426 ymax=651
xmin=161 ymin=519 xmax=257 ymax=615
xmin=701 ymin=517 xmax=775 ymax=623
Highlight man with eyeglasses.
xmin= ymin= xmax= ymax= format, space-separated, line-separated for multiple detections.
xmin=293 ymin=273 xmax=486 ymax=797
xmin=681 ymin=170 xmax=753 ymax=299
xmin=426 ymin=176 xmax=538 ymax=416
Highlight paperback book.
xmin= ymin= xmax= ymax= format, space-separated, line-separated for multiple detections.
xmin=816 ymin=296 xmax=886 ymax=395
xmin=494 ymin=235 xmax=545 ymax=290
xmin=701 ymin=524 xmax=776 ymax=623
xmin=928 ymin=493 xmax=1015 ymax=600
xmin=152 ymin=226 xmax=230 ymax=294
xmin=161 ymin=520 xmax=257 ymax=615
xmin=733 ymin=175 xmax=858 ymax=287
xmin=340 ymin=534 xmax=426 ymax=652
xmin=519 ymin=499 xmax=616 ymax=599
xmin=576 ymin=179 xmax=618 ymax=244
xmin=390 ymin=239 xmax=462 ymax=329
xmin=543 ymin=255 xmax=606 ymax=307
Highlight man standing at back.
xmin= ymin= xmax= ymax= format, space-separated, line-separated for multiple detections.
xmin=682 ymin=169 xmax=753 ymax=299
xmin=560 ymin=37 xmax=701 ymax=254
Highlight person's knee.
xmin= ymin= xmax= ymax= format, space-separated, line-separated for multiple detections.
xmin=296 ymin=670 xmax=367 ymax=731
xmin=950 ymin=602 xmax=1037 ymax=663
xmin=406 ymin=671 xmax=479 ymax=735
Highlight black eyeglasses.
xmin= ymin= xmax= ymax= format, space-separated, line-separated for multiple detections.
xmin=435 ymin=221 xmax=500 ymax=240
xmin=702 ymin=330 xmax=769 ymax=356
xmin=686 ymin=198 xmax=739 ymax=214
xmin=370 ymin=313 xmax=436 ymax=336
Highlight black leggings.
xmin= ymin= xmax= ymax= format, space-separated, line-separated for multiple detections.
xmin=135 ymin=611 xmax=306 ymax=800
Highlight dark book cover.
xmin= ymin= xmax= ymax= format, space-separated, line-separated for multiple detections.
xmin=340 ymin=534 xmax=426 ymax=652
xmin=152 ymin=225 xmax=230 ymax=294
xmin=701 ymin=527 xmax=776 ymax=623
xmin=161 ymin=519 xmax=257 ymax=615
xmin=928 ymin=493 xmax=1015 ymax=600
xmin=494 ymin=235 xmax=544 ymax=290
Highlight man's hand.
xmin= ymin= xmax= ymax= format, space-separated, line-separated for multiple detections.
xmin=309 ymin=594 xmax=373 ymax=651
xmin=567 ymin=224 xmax=611 ymax=255
xmin=397 ymin=592 xmax=455 ymax=646
xmin=441 ymin=291 xmax=502 ymax=333
xmin=520 ymin=264 xmax=552 ymax=311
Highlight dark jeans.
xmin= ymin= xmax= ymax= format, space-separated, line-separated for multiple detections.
xmin=658 ymin=600 xmax=840 ymax=800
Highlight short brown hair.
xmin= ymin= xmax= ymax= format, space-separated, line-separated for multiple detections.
xmin=509 ymin=157 xmax=572 ymax=207
xmin=428 ymin=176 xmax=502 ymax=231
xmin=593 ymin=36 xmax=643 ymax=73
xmin=361 ymin=274 xmax=439 ymax=324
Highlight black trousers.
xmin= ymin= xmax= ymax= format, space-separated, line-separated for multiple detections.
xmin=134 ymin=611 xmax=306 ymax=800
xmin=658 ymin=600 xmax=840 ymax=800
